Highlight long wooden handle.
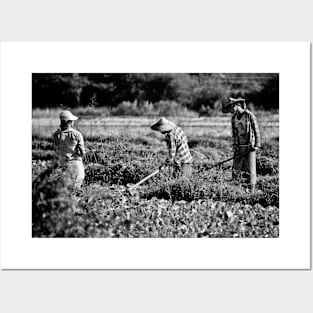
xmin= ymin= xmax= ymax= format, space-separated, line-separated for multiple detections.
xmin=128 ymin=170 xmax=160 ymax=191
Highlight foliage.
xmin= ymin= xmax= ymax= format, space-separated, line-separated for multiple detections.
xmin=32 ymin=166 xmax=279 ymax=238
xmin=32 ymin=73 xmax=279 ymax=113
xmin=32 ymin=115 xmax=279 ymax=238
xmin=111 ymin=100 xmax=148 ymax=116
xmin=141 ymin=173 xmax=279 ymax=207
xmin=32 ymin=163 xmax=76 ymax=237
xmin=110 ymin=100 xmax=196 ymax=117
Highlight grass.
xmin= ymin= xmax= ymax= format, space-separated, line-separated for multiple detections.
xmin=32 ymin=114 xmax=279 ymax=238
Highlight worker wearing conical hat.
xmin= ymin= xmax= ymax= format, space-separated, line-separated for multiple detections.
xmin=223 ymin=98 xmax=261 ymax=192
xmin=151 ymin=117 xmax=193 ymax=178
xmin=53 ymin=110 xmax=86 ymax=188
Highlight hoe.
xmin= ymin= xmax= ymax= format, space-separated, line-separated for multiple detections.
xmin=127 ymin=149 xmax=254 ymax=194
xmin=127 ymin=169 xmax=160 ymax=195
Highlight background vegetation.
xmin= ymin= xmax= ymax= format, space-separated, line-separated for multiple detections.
xmin=32 ymin=73 xmax=279 ymax=115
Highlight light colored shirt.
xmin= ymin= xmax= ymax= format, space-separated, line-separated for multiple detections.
xmin=53 ymin=128 xmax=85 ymax=162
xmin=165 ymin=126 xmax=193 ymax=165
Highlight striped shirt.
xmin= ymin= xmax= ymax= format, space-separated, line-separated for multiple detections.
xmin=231 ymin=110 xmax=261 ymax=147
xmin=165 ymin=126 xmax=193 ymax=165
xmin=53 ymin=128 xmax=85 ymax=162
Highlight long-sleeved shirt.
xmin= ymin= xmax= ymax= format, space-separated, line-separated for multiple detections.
xmin=165 ymin=126 xmax=193 ymax=165
xmin=231 ymin=110 xmax=261 ymax=148
xmin=53 ymin=128 xmax=85 ymax=163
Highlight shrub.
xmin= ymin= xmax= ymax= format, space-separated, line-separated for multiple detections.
xmin=85 ymin=160 xmax=152 ymax=186
xmin=141 ymin=173 xmax=279 ymax=207
xmin=110 ymin=100 xmax=197 ymax=117
xmin=32 ymin=163 xmax=77 ymax=237
xmin=111 ymin=100 xmax=143 ymax=116
xmin=261 ymin=137 xmax=279 ymax=158
xmin=256 ymin=155 xmax=278 ymax=175
xmin=32 ymin=149 xmax=55 ymax=161
xmin=154 ymin=100 xmax=196 ymax=117
xmin=32 ymin=163 xmax=115 ymax=237
xmin=198 ymin=104 xmax=220 ymax=117
xmin=72 ymin=106 xmax=111 ymax=119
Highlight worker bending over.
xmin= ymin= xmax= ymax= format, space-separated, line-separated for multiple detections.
xmin=151 ymin=117 xmax=193 ymax=178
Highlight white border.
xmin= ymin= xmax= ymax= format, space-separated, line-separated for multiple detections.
xmin=0 ymin=42 xmax=310 ymax=269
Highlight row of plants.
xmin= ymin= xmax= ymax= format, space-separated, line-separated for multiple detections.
xmin=32 ymin=129 xmax=279 ymax=237
xmin=32 ymin=164 xmax=279 ymax=238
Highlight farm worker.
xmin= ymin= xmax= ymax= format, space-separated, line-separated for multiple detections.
xmin=223 ymin=98 xmax=261 ymax=192
xmin=53 ymin=110 xmax=86 ymax=188
xmin=151 ymin=117 xmax=193 ymax=178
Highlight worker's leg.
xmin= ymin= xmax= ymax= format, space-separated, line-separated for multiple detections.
xmin=66 ymin=160 xmax=85 ymax=188
xmin=181 ymin=163 xmax=192 ymax=179
xmin=232 ymin=150 xmax=244 ymax=181
xmin=249 ymin=150 xmax=256 ymax=192
xmin=232 ymin=146 xmax=250 ymax=183
xmin=241 ymin=154 xmax=250 ymax=183
xmin=171 ymin=163 xmax=180 ymax=178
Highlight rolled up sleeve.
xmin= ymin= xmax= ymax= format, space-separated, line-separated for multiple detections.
xmin=76 ymin=132 xmax=86 ymax=156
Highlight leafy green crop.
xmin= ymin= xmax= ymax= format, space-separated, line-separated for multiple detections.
xmin=32 ymin=120 xmax=279 ymax=238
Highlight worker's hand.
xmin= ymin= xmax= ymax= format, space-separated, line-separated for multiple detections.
xmin=251 ymin=146 xmax=260 ymax=152
xmin=165 ymin=158 xmax=175 ymax=166
xmin=159 ymin=165 xmax=166 ymax=172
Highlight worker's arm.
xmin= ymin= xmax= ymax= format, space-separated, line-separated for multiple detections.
xmin=231 ymin=116 xmax=238 ymax=149
xmin=52 ymin=131 xmax=58 ymax=151
xmin=250 ymin=112 xmax=261 ymax=148
xmin=52 ymin=131 xmax=61 ymax=162
xmin=166 ymin=132 xmax=176 ymax=164
xmin=53 ymin=131 xmax=61 ymax=155
xmin=76 ymin=132 xmax=86 ymax=157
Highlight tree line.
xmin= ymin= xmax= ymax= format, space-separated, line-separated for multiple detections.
xmin=32 ymin=73 xmax=279 ymax=113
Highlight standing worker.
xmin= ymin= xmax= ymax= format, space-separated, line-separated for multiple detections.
xmin=223 ymin=98 xmax=261 ymax=192
xmin=151 ymin=117 xmax=193 ymax=178
xmin=53 ymin=110 xmax=86 ymax=188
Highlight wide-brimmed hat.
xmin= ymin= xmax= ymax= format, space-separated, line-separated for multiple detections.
xmin=229 ymin=97 xmax=246 ymax=106
xmin=151 ymin=117 xmax=176 ymax=132
xmin=59 ymin=110 xmax=78 ymax=121
xmin=222 ymin=97 xmax=246 ymax=113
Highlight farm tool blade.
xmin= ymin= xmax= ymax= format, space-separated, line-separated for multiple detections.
xmin=127 ymin=169 xmax=160 ymax=194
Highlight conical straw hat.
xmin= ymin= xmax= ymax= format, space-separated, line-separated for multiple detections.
xmin=151 ymin=117 xmax=176 ymax=132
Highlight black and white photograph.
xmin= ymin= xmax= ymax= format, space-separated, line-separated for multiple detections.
xmin=1 ymin=0 xmax=313 ymax=310
xmin=0 ymin=0 xmax=312 ymax=311
xmin=32 ymin=73 xmax=279 ymax=238
xmin=1 ymin=42 xmax=310 ymax=270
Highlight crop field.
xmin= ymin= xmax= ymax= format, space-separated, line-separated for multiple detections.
xmin=32 ymin=113 xmax=279 ymax=238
